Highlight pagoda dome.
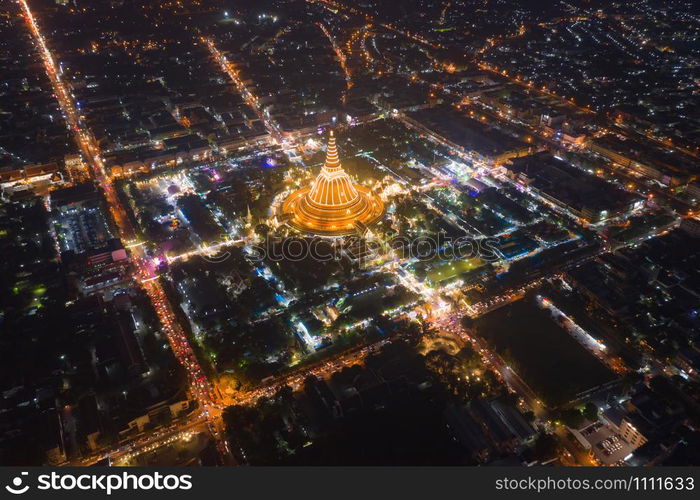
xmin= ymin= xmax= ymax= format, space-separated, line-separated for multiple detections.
xmin=280 ymin=132 xmax=384 ymax=235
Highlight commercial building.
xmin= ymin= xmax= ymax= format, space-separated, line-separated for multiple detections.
xmin=589 ymin=134 xmax=698 ymax=187
xmin=506 ymin=152 xmax=643 ymax=223
xmin=406 ymin=106 xmax=533 ymax=164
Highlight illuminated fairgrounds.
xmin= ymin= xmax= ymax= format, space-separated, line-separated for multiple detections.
xmin=280 ymin=132 xmax=384 ymax=235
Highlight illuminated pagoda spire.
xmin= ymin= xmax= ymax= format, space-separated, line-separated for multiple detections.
xmin=324 ymin=130 xmax=340 ymax=167
xmin=244 ymin=204 xmax=254 ymax=230
xmin=280 ymin=131 xmax=384 ymax=235
xmin=307 ymin=131 xmax=360 ymax=207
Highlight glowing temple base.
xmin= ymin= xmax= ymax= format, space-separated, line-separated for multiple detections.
xmin=282 ymin=184 xmax=384 ymax=235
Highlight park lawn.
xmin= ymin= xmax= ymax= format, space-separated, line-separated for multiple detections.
xmin=427 ymin=257 xmax=485 ymax=284
xmin=475 ymin=297 xmax=615 ymax=407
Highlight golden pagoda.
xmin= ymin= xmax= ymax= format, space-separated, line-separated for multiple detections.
xmin=281 ymin=132 xmax=384 ymax=235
